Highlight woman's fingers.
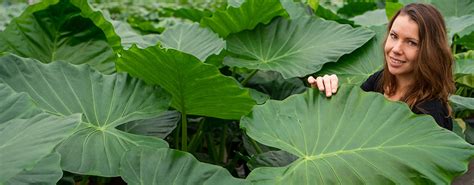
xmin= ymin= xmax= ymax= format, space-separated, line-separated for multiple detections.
xmin=330 ymin=74 xmax=338 ymax=93
xmin=323 ymin=75 xmax=332 ymax=97
xmin=307 ymin=76 xmax=317 ymax=88
xmin=315 ymin=76 xmax=325 ymax=91
xmin=308 ymin=74 xmax=339 ymax=97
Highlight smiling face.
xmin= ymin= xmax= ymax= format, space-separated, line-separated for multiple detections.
xmin=384 ymin=14 xmax=420 ymax=79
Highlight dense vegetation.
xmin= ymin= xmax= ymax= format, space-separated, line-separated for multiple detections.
xmin=0 ymin=0 xmax=473 ymax=184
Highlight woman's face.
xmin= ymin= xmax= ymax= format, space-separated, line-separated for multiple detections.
xmin=384 ymin=14 xmax=419 ymax=78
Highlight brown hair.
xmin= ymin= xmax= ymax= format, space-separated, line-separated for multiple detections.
xmin=379 ymin=3 xmax=455 ymax=114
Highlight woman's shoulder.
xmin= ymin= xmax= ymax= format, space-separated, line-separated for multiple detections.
xmin=413 ymin=99 xmax=452 ymax=130
xmin=360 ymin=70 xmax=383 ymax=92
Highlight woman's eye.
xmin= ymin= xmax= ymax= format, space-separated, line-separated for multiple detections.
xmin=408 ymin=41 xmax=418 ymax=47
xmin=389 ymin=33 xmax=396 ymax=39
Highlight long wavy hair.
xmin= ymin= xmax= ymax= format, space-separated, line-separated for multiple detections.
xmin=379 ymin=3 xmax=455 ymax=114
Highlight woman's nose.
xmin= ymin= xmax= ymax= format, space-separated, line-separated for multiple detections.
xmin=391 ymin=41 xmax=403 ymax=55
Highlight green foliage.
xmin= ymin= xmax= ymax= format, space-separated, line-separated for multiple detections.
xmin=1 ymin=0 xmax=474 ymax=184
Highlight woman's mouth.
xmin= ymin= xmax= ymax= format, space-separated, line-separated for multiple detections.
xmin=389 ymin=56 xmax=406 ymax=66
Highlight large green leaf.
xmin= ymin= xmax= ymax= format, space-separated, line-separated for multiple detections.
xmin=0 ymin=0 xmax=116 ymax=74
xmin=0 ymin=54 xmax=170 ymax=177
xmin=120 ymin=147 xmax=248 ymax=185
xmin=158 ymin=22 xmax=225 ymax=61
xmin=201 ymin=0 xmax=287 ymax=38
xmin=117 ymin=46 xmax=255 ymax=120
xmin=431 ymin=0 xmax=474 ymax=17
xmin=242 ymin=85 xmax=474 ymax=184
xmin=316 ymin=25 xmax=385 ymax=84
xmin=6 ymin=153 xmax=63 ymax=185
xmin=0 ymin=113 xmax=80 ymax=183
xmin=225 ymin=16 xmax=374 ymax=79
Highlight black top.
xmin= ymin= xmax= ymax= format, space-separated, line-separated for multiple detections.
xmin=360 ymin=70 xmax=453 ymax=130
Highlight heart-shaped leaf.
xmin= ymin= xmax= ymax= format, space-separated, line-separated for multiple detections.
xmin=0 ymin=54 xmax=170 ymax=177
xmin=224 ymin=16 xmax=375 ymax=79
xmin=117 ymin=46 xmax=255 ymax=120
xmin=120 ymin=147 xmax=248 ymax=185
xmin=242 ymin=85 xmax=474 ymax=184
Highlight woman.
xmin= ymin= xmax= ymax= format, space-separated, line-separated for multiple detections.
xmin=307 ymin=3 xmax=455 ymax=130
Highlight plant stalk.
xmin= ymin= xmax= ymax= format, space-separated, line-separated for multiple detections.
xmin=181 ymin=111 xmax=188 ymax=151
xmin=189 ymin=118 xmax=205 ymax=152
xmin=219 ymin=124 xmax=228 ymax=163
xmin=241 ymin=69 xmax=258 ymax=86
xmin=249 ymin=137 xmax=263 ymax=154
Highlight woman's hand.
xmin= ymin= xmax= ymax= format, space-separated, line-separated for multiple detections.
xmin=307 ymin=74 xmax=338 ymax=97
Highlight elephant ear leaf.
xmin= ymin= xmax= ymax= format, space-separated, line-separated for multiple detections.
xmin=120 ymin=147 xmax=248 ymax=185
xmin=242 ymin=85 xmax=474 ymax=184
xmin=117 ymin=46 xmax=255 ymax=120
xmin=0 ymin=54 xmax=170 ymax=177
xmin=224 ymin=16 xmax=375 ymax=79
xmin=0 ymin=0 xmax=117 ymax=74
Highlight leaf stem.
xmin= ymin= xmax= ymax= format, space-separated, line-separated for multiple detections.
xmin=181 ymin=111 xmax=188 ymax=151
xmin=249 ymin=136 xmax=263 ymax=154
xmin=219 ymin=124 xmax=228 ymax=163
xmin=241 ymin=69 xmax=258 ymax=86
xmin=189 ymin=118 xmax=205 ymax=152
